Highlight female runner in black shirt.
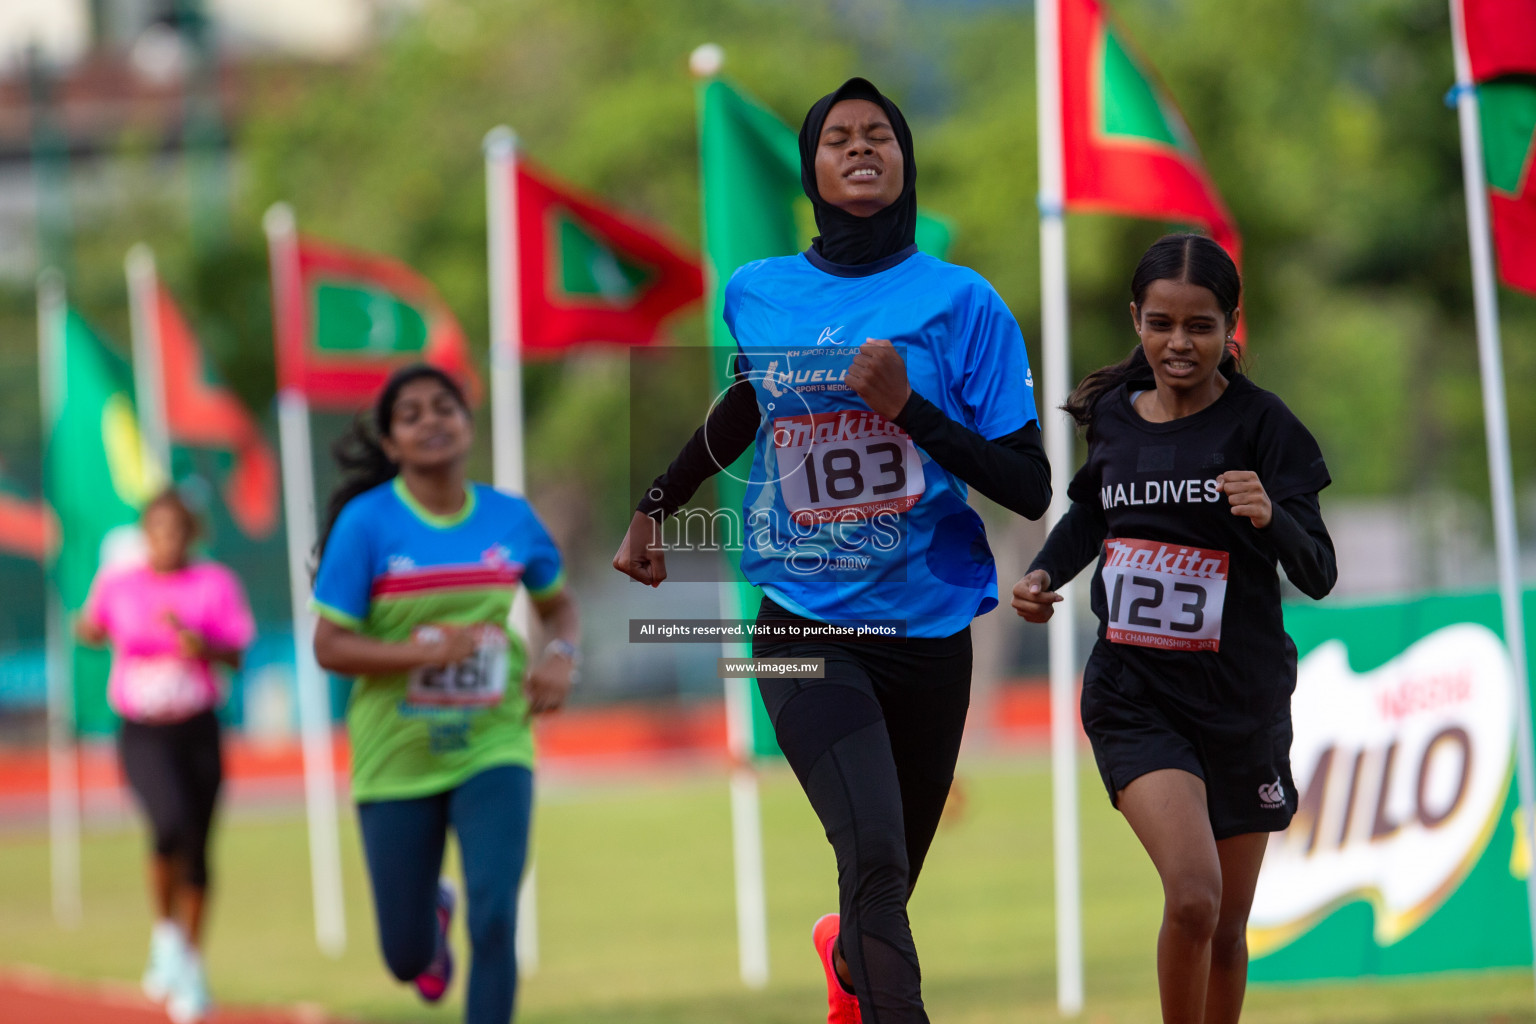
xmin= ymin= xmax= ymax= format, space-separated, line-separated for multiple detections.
xmin=1013 ymin=234 xmax=1335 ymax=1024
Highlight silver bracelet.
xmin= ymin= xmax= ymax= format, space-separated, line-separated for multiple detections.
xmin=544 ymin=638 xmax=581 ymax=665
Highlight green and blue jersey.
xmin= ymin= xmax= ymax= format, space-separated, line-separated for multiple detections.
xmin=312 ymin=477 xmax=563 ymax=802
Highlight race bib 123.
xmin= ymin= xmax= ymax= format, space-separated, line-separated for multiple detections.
xmin=1101 ymin=537 xmax=1229 ymax=652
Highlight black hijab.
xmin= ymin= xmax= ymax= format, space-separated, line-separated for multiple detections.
xmin=798 ymin=77 xmax=917 ymax=266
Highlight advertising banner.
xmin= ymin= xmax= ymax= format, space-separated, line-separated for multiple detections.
xmin=1250 ymin=590 xmax=1534 ymax=979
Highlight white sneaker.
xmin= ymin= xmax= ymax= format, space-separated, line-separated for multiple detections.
xmin=167 ymin=950 xmax=212 ymax=1024
xmin=141 ymin=921 xmax=185 ymax=1003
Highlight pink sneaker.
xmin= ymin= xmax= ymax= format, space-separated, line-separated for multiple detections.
xmin=812 ymin=913 xmax=862 ymax=1024
xmin=414 ymin=881 xmax=456 ymax=1003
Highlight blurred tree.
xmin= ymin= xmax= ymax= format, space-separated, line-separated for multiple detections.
xmin=3 ymin=0 xmax=1533 ymax=597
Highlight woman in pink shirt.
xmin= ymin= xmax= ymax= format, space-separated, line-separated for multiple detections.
xmin=77 ymin=488 xmax=255 ymax=1024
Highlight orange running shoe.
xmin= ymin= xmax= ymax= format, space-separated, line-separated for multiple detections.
xmin=812 ymin=913 xmax=862 ymax=1024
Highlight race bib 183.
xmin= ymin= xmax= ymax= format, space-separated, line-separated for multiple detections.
xmin=406 ymin=624 xmax=509 ymax=709
xmin=1101 ymin=537 xmax=1229 ymax=652
xmin=772 ymin=410 xmax=924 ymax=526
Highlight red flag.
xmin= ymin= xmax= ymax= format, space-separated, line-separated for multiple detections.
xmin=154 ymin=283 xmax=281 ymax=538
xmin=1464 ymin=0 xmax=1536 ymax=80
xmin=1060 ymin=0 xmax=1241 ymax=266
xmin=511 ymin=162 xmax=703 ymax=356
xmin=0 ymin=489 xmax=53 ymax=562
xmin=273 ymin=235 xmax=481 ymax=410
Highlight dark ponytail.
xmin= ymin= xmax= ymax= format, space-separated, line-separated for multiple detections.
xmin=1063 ymin=233 xmax=1243 ymax=428
xmin=314 ymin=364 xmax=469 ymax=564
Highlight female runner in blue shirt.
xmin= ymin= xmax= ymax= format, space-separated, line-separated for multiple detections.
xmin=614 ymin=78 xmax=1050 ymax=1024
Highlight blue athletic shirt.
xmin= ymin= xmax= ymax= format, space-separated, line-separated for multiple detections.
xmin=311 ymin=478 xmax=564 ymax=801
xmin=727 ymin=246 xmax=1038 ymax=638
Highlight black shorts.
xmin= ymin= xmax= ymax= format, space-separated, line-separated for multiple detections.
xmin=1080 ymin=646 xmax=1296 ymax=841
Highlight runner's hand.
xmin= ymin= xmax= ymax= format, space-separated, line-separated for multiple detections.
xmin=163 ymin=611 xmax=206 ymax=659
xmin=418 ymin=624 xmax=480 ymax=669
xmin=524 ymin=654 xmax=574 ymax=717
xmin=1011 ymin=570 xmax=1063 ymax=623
xmin=847 ymin=339 xmax=913 ymax=420
xmin=1216 ymin=471 xmax=1272 ymax=529
xmin=613 ymin=510 xmax=668 ymax=587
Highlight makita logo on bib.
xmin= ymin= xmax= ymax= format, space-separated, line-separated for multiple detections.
xmin=1103 ymin=540 xmax=1227 ymax=580
xmin=772 ymin=410 xmax=908 ymax=448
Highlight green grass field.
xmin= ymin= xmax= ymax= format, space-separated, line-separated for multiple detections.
xmin=1 ymin=753 xmax=1532 ymax=1023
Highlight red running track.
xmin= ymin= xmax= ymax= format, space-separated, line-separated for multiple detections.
xmin=1 ymin=967 xmax=351 ymax=1024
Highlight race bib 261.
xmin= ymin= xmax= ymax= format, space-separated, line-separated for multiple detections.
xmin=1101 ymin=537 xmax=1229 ymax=652
xmin=406 ymin=624 xmax=509 ymax=709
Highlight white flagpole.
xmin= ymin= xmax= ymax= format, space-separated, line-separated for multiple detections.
xmin=126 ymin=244 xmax=171 ymax=477
xmin=37 ymin=267 xmax=81 ymax=929
xmin=1036 ymin=0 xmax=1084 ymax=1014
xmin=265 ymin=202 xmax=348 ymax=957
xmin=1449 ymin=0 xmax=1536 ymax=997
xmin=483 ymin=125 xmax=541 ymax=974
xmin=485 ymin=126 xmax=526 ymax=496
xmin=690 ymin=43 xmax=771 ymax=990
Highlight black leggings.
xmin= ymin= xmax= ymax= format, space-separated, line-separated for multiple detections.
xmin=753 ymin=598 xmax=971 ymax=1024
xmin=118 ymin=710 xmax=223 ymax=888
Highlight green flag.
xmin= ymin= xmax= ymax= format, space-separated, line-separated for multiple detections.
xmin=43 ymin=307 xmax=162 ymax=735
xmin=696 ymin=78 xmax=952 ymax=758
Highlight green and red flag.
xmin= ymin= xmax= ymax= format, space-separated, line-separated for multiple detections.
xmin=1479 ymin=80 xmax=1536 ymax=294
xmin=1060 ymin=0 xmax=1241 ymax=265
xmin=272 ymin=234 xmax=480 ymax=410
xmin=1463 ymin=0 xmax=1536 ymax=294
xmin=154 ymin=282 xmax=280 ymax=537
xmin=42 ymin=305 xmax=163 ymax=734
xmin=509 ymin=162 xmax=703 ymax=355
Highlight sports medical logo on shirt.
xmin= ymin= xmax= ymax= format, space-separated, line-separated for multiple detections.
xmin=1101 ymin=537 xmax=1229 ymax=652
xmin=755 ymin=351 xmax=853 ymax=395
xmin=772 ymin=410 xmax=925 ymax=525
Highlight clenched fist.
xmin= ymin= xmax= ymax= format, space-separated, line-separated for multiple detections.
xmin=846 ymin=339 xmax=913 ymax=420
xmin=1216 ymin=471 xmax=1272 ymax=529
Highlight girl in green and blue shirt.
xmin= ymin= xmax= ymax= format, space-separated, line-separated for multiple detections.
xmin=312 ymin=365 xmax=579 ymax=1024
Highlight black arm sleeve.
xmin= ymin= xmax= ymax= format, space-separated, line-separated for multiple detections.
xmin=1027 ymin=499 xmax=1108 ymax=589
xmin=892 ymin=391 xmax=1052 ymax=520
xmin=635 ymin=377 xmax=759 ymax=520
xmin=1262 ymin=491 xmax=1337 ymax=600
